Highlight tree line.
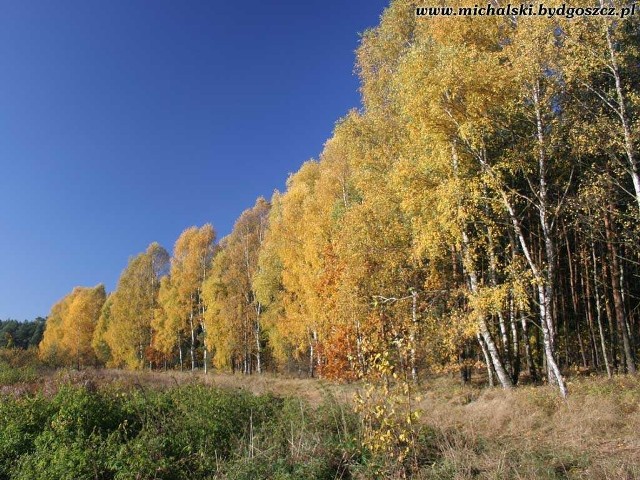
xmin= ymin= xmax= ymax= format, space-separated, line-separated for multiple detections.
xmin=39 ymin=0 xmax=640 ymax=397
xmin=0 ymin=318 xmax=45 ymax=350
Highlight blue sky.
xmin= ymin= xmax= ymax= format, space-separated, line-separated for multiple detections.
xmin=0 ymin=0 xmax=389 ymax=320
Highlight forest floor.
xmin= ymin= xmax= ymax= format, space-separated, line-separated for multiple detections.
xmin=1 ymin=362 xmax=639 ymax=478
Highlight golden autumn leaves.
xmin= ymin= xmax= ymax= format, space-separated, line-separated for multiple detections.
xmin=39 ymin=285 xmax=106 ymax=368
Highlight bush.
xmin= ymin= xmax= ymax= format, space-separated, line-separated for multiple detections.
xmin=0 ymin=382 xmax=365 ymax=480
xmin=0 ymin=395 xmax=55 ymax=479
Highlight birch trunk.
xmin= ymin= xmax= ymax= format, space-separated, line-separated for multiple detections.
xmin=479 ymin=157 xmax=567 ymax=396
xmin=464 ymin=232 xmax=513 ymax=389
xmin=477 ymin=333 xmax=495 ymax=388
xmin=255 ymin=303 xmax=262 ymax=374
xmin=453 ymin=143 xmax=512 ymax=389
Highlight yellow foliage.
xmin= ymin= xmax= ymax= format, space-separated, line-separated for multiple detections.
xmin=39 ymin=284 xmax=106 ymax=368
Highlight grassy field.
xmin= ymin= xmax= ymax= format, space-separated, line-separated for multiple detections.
xmin=1 ymin=352 xmax=639 ymax=479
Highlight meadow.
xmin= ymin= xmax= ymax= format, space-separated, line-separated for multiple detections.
xmin=1 ymin=351 xmax=639 ymax=479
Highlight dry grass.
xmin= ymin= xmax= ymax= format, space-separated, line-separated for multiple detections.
xmin=4 ymin=367 xmax=359 ymax=407
xmin=412 ymin=375 xmax=640 ymax=478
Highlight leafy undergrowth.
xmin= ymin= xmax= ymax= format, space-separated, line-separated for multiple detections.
xmin=0 ymin=382 xmax=364 ymax=480
xmin=0 ymin=370 xmax=639 ymax=479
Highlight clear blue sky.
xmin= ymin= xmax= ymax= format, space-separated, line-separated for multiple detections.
xmin=0 ymin=0 xmax=389 ymax=320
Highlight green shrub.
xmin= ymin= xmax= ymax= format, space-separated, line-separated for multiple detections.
xmin=0 ymin=364 xmax=37 ymax=386
xmin=0 ymin=395 xmax=55 ymax=479
xmin=0 ymin=383 xmax=367 ymax=480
